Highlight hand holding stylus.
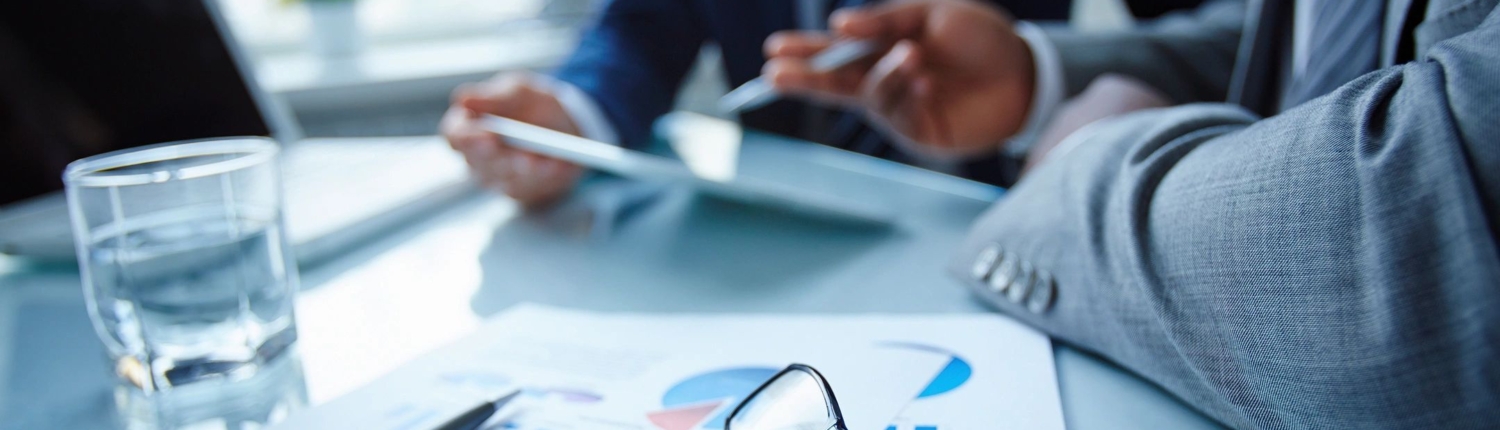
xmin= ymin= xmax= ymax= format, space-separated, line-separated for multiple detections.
xmin=759 ymin=0 xmax=1038 ymax=158
xmin=720 ymin=39 xmax=879 ymax=113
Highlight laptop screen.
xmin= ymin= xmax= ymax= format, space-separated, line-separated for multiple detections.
xmin=0 ymin=0 xmax=272 ymax=207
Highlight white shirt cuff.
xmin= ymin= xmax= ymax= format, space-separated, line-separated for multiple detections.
xmin=532 ymin=75 xmax=621 ymax=146
xmin=1003 ymin=21 xmax=1065 ymax=159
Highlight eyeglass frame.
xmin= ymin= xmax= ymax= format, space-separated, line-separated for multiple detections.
xmin=723 ymin=363 xmax=850 ymax=430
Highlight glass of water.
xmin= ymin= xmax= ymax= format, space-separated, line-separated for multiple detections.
xmin=64 ymin=137 xmax=299 ymax=392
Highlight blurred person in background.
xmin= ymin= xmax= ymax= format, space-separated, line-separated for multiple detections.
xmin=766 ymin=0 xmax=1499 ymax=428
xmin=439 ymin=0 xmax=1203 ymax=208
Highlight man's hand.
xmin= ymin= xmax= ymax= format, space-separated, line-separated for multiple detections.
xmin=764 ymin=0 xmax=1035 ymax=159
xmin=440 ymin=72 xmax=584 ymax=209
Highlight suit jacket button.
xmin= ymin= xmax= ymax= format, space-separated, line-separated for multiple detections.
xmin=971 ymin=244 xmax=1003 ymax=282
xmin=1007 ymin=261 xmax=1035 ymax=304
xmin=988 ymin=254 xmax=1019 ymax=294
xmin=1028 ymin=270 xmax=1056 ymax=314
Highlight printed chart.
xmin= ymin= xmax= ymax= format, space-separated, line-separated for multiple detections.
xmin=646 ymin=367 xmax=779 ymax=430
xmin=647 ymin=344 xmax=971 ymax=430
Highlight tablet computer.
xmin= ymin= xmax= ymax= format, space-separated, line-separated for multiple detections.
xmin=480 ymin=114 xmax=895 ymax=224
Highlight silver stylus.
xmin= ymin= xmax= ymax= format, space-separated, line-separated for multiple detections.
xmin=718 ymin=39 xmax=879 ymax=114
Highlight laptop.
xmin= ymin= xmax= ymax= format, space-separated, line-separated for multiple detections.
xmin=0 ymin=0 xmax=474 ymax=264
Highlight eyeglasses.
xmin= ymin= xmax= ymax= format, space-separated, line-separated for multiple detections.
xmin=724 ymin=364 xmax=848 ymax=430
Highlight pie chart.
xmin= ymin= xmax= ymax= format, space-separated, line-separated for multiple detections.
xmin=647 ymin=345 xmax=972 ymax=430
xmin=647 ymin=367 xmax=779 ymax=430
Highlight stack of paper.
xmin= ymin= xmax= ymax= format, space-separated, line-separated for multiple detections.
xmin=272 ymin=304 xmax=1066 ymax=430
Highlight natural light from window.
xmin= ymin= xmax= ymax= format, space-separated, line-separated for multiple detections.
xmin=215 ymin=0 xmax=589 ymax=56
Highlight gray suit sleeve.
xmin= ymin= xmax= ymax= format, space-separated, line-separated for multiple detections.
xmin=1045 ymin=0 xmax=1245 ymax=103
xmin=952 ymin=7 xmax=1500 ymax=430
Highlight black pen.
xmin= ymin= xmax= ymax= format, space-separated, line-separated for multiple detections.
xmin=433 ymin=389 xmax=522 ymax=430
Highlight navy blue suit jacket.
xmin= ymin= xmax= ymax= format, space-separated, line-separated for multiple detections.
xmin=552 ymin=0 xmax=1071 ymax=186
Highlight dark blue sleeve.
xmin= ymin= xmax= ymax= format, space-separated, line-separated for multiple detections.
xmin=551 ymin=0 xmax=709 ymax=149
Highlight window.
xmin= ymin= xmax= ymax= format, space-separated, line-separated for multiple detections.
xmin=216 ymin=0 xmax=600 ymax=57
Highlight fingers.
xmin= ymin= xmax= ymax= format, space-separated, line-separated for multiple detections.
xmin=455 ymin=82 xmax=514 ymax=116
xmin=486 ymin=152 xmax=582 ymax=208
xmin=763 ymin=59 xmax=866 ymax=105
xmin=467 ymin=145 xmax=579 ymax=206
xmin=523 ymin=153 xmax=584 ymax=199
xmin=441 ymin=105 xmax=504 ymax=160
xmin=444 ymin=119 xmax=573 ymax=209
xmin=440 ymin=105 xmax=477 ymax=144
xmin=907 ymin=71 xmax=953 ymax=148
xmin=762 ymin=1 xmax=937 ymax=109
xmin=441 ymin=98 xmax=578 ymax=208
xmin=831 ymin=1 xmax=931 ymax=41
xmin=856 ymin=40 xmax=954 ymax=149
xmin=440 ymin=72 xmax=585 ymax=207
xmin=860 ymin=41 xmax=924 ymax=129
xmin=765 ymin=31 xmax=835 ymax=59
xmin=443 ymin=80 xmax=518 ymax=158
xmin=862 ymin=42 xmax=917 ymax=115
xmin=763 ymin=31 xmax=864 ymax=104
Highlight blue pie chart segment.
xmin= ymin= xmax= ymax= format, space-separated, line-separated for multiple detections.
xmin=881 ymin=342 xmax=973 ymax=399
xmin=917 ymin=355 xmax=972 ymax=398
xmin=661 ymin=367 xmax=780 ymax=429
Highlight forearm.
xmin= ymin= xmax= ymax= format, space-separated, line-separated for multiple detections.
xmin=551 ymin=0 xmax=707 ymax=148
xmin=952 ymin=12 xmax=1500 ymax=427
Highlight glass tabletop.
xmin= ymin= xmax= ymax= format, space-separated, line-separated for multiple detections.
xmin=0 ymin=131 xmax=1222 ymax=430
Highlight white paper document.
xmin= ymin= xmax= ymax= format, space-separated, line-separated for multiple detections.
xmin=272 ymin=304 xmax=1066 ymax=430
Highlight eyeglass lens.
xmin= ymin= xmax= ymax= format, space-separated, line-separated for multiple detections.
xmin=725 ymin=367 xmax=838 ymax=430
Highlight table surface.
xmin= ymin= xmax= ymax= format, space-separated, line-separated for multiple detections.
xmin=0 ymin=131 xmax=1224 ymax=430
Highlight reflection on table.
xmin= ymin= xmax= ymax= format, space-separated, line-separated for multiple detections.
xmin=0 ymin=131 xmax=1222 ymax=429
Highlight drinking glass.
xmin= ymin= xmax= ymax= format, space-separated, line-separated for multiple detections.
xmin=64 ymin=137 xmax=299 ymax=392
xmin=115 ymin=351 xmax=308 ymax=430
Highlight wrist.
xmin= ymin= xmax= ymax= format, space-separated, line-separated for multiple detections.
xmin=1002 ymin=21 xmax=1064 ymax=158
xmin=517 ymin=78 xmax=584 ymax=136
xmin=530 ymin=74 xmax=620 ymax=146
xmin=1007 ymin=36 xmax=1037 ymax=140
